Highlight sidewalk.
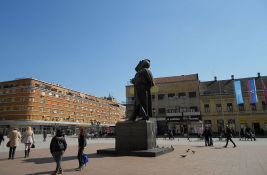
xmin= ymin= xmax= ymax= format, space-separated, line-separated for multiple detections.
xmin=1 ymin=137 xmax=267 ymax=175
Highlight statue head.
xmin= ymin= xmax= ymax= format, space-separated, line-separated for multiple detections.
xmin=135 ymin=59 xmax=150 ymax=72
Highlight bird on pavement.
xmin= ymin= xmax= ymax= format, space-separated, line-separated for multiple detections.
xmin=192 ymin=150 xmax=196 ymax=154
xmin=180 ymin=154 xmax=187 ymax=158
xmin=186 ymin=149 xmax=190 ymax=152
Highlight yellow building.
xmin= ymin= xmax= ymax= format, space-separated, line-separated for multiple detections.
xmin=126 ymin=74 xmax=201 ymax=135
xmin=0 ymin=78 xmax=125 ymax=133
xmin=199 ymin=74 xmax=267 ymax=135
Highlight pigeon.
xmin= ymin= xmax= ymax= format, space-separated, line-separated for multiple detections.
xmin=180 ymin=154 xmax=187 ymax=158
xmin=186 ymin=149 xmax=190 ymax=152
xmin=192 ymin=150 xmax=196 ymax=154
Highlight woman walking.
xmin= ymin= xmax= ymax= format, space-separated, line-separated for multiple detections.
xmin=7 ymin=128 xmax=21 ymax=159
xmin=22 ymin=126 xmax=35 ymax=158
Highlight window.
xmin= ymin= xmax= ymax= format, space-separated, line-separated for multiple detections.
xmin=168 ymin=93 xmax=175 ymax=98
xmin=178 ymin=92 xmax=186 ymax=98
xmin=39 ymin=107 xmax=44 ymax=112
xmin=216 ymin=104 xmax=222 ymax=112
xmin=227 ymin=103 xmax=233 ymax=112
xmin=158 ymin=108 xmax=166 ymax=114
xmin=189 ymin=91 xmax=196 ymax=98
xmin=190 ymin=106 xmax=198 ymax=112
xmin=239 ymin=104 xmax=244 ymax=111
xmin=158 ymin=94 xmax=165 ymax=100
xmin=180 ymin=107 xmax=187 ymax=112
xmin=204 ymin=104 xmax=210 ymax=112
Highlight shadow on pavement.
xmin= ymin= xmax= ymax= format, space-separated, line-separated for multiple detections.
xmin=212 ymin=146 xmax=225 ymax=149
xmin=25 ymin=168 xmax=76 ymax=175
xmin=22 ymin=153 xmax=104 ymax=164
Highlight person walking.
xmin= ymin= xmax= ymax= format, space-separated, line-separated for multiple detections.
xmin=21 ymin=126 xmax=35 ymax=158
xmin=50 ymin=129 xmax=67 ymax=175
xmin=43 ymin=129 xmax=47 ymax=142
xmin=7 ymin=128 xmax=21 ymax=159
xmin=224 ymin=125 xmax=236 ymax=148
xmin=76 ymin=128 xmax=87 ymax=171
xmin=0 ymin=131 xmax=4 ymax=146
xmin=203 ymin=127 xmax=209 ymax=146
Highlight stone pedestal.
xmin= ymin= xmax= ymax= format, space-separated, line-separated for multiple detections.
xmin=115 ymin=120 xmax=156 ymax=151
xmin=97 ymin=120 xmax=174 ymax=157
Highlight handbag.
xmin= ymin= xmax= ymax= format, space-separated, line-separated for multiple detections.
xmin=31 ymin=143 xmax=35 ymax=148
xmin=6 ymin=141 xmax=10 ymax=147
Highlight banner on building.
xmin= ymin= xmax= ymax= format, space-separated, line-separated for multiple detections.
xmin=261 ymin=79 xmax=267 ymax=103
xmin=247 ymin=79 xmax=258 ymax=104
xmin=234 ymin=80 xmax=244 ymax=105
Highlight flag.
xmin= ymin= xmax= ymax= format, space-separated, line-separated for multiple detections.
xmin=234 ymin=80 xmax=244 ymax=105
xmin=262 ymin=79 xmax=267 ymax=103
xmin=247 ymin=79 xmax=258 ymax=104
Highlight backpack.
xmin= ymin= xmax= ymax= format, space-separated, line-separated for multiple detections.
xmin=82 ymin=154 xmax=89 ymax=166
xmin=55 ymin=137 xmax=65 ymax=151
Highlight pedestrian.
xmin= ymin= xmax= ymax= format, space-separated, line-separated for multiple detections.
xmin=76 ymin=128 xmax=87 ymax=171
xmin=208 ymin=127 xmax=213 ymax=146
xmin=7 ymin=128 xmax=21 ymax=159
xmin=0 ymin=131 xmax=4 ymax=145
xmin=43 ymin=129 xmax=47 ymax=142
xmin=50 ymin=129 xmax=67 ymax=175
xmin=203 ymin=127 xmax=209 ymax=146
xmin=224 ymin=125 xmax=236 ymax=148
xmin=21 ymin=126 xmax=35 ymax=158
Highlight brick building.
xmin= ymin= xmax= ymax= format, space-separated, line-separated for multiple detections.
xmin=0 ymin=78 xmax=125 ymax=133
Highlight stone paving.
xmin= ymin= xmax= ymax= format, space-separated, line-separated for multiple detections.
xmin=0 ymin=135 xmax=267 ymax=175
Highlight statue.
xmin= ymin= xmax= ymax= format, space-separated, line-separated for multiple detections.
xmin=129 ymin=59 xmax=154 ymax=121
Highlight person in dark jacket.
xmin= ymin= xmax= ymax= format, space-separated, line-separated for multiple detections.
xmin=76 ymin=128 xmax=87 ymax=171
xmin=203 ymin=127 xmax=209 ymax=146
xmin=224 ymin=125 xmax=236 ymax=148
xmin=50 ymin=129 xmax=67 ymax=175
xmin=0 ymin=131 xmax=4 ymax=145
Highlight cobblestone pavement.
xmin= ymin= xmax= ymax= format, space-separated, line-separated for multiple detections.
xmin=0 ymin=136 xmax=267 ymax=175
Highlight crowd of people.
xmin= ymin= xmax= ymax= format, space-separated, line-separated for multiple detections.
xmin=1 ymin=126 xmax=88 ymax=175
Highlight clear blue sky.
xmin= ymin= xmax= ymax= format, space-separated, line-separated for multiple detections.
xmin=1 ymin=0 xmax=267 ymax=102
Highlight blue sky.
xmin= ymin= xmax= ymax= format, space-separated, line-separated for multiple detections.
xmin=1 ymin=0 xmax=267 ymax=102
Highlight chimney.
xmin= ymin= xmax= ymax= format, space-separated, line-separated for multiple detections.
xmin=257 ymin=72 xmax=261 ymax=78
xmin=231 ymin=75 xmax=234 ymax=80
xmin=214 ymin=76 xmax=217 ymax=81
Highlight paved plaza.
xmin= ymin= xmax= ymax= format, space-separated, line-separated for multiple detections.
xmin=1 ymin=135 xmax=267 ymax=175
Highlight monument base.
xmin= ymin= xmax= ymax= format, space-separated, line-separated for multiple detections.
xmin=97 ymin=147 xmax=174 ymax=157
xmin=97 ymin=120 xmax=174 ymax=157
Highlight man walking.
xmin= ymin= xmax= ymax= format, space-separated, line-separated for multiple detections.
xmin=76 ymin=128 xmax=87 ymax=171
xmin=0 ymin=131 xmax=4 ymax=145
xmin=224 ymin=125 xmax=236 ymax=148
xmin=50 ymin=129 xmax=67 ymax=175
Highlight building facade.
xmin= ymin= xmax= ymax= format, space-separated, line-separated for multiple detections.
xmin=200 ymin=74 xmax=267 ymax=135
xmin=0 ymin=78 xmax=125 ymax=133
xmin=126 ymin=74 xmax=201 ymax=135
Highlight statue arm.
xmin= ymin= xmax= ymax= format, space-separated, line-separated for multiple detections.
xmin=145 ymin=69 xmax=155 ymax=87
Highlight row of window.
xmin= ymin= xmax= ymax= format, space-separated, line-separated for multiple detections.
xmin=204 ymin=101 xmax=267 ymax=113
xmin=152 ymin=91 xmax=197 ymax=100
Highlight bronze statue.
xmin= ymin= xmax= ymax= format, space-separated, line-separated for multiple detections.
xmin=129 ymin=59 xmax=154 ymax=121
